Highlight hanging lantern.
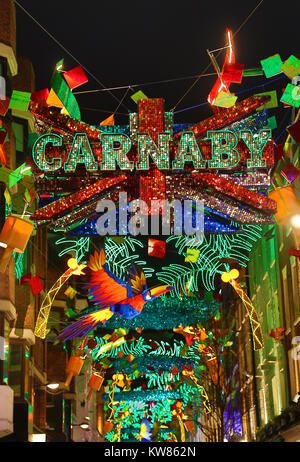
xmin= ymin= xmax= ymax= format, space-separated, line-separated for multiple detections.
xmin=87 ymin=370 xmax=104 ymax=401
xmin=64 ymin=351 xmax=85 ymax=387
xmin=268 ymin=185 xmax=300 ymax=225
xmin=0 ymin=216 xmax=34 ymax=273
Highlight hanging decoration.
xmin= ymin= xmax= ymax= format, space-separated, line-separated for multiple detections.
xmin=56 ymin=249 xmax=174 ymax=341
xmin=34 ymin=258 xmax=86 ymax=339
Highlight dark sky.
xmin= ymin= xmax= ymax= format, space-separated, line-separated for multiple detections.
xmin=15 ymin=0 xmax=300 ymax=138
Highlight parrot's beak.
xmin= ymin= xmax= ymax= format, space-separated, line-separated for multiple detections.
xmin=149 ymin=285 xmax=174 ymax=298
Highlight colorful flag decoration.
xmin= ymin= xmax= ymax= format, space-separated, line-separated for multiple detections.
xmin=30 ymin=88 xmax=49 ymax=104
xmin=222 ymin=63 xmax=244 ymax=83
xmin=213 ymin=90 xmax=237 ymax=108
xmin=29 ymin=275 xmax=43 ymax=296
xmin=50 ymin=70 xmax=81 ymax=120
xmin=8 ymin=90 xmax=31 ymax=111
xmin=280 ymin=83 xmax=300 ymax=107
xmin=255 ymin=90 xmax=278 ymax=110
xmin=46 ymin=88 xmax=64 ymax=109
xmin=260 ymin=54 xmax=283 ymax=78
xmin=63 ymin=66 xmax=88 ymax=90
xmin=100 ymin=114 xmax=114 ymax=126
xmin=280 ymin=55 xmax=300 ymax=79
xmin=131 ymin=90 xmax=148 ymax=104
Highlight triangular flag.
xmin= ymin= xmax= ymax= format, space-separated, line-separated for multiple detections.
xmin=100 ymin=114 xmax=114 ymax=126
xmin=64 ymin=66 xmax=88 ymax=90
xmin=46 ymin=88 xmax=64 ymax=109
xmin=4 ymin=187 xmax=11 ymax=207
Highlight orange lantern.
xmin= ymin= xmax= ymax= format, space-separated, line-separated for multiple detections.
xmin=268 ymin=186 xmax=300 ymax=225
xmin=103 ymin=421 xmax=113 ymax=435
xmin=64 ymin=351 xmax=85 ymax=387
xmin=184 ymin=420 xmax=196 ymax=437
xmin=87 ymin=371 xmax=104 ymax=401
xmin=0 ymin=216 xmax=34 ymax=273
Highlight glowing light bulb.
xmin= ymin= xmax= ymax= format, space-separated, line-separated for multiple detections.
xmin=67 ymin=258 xmax=78 ymax=269
xmin=291 ymin=214 xmax=300 ymax=229
xmin=229 ymin=268 xmax=239 ymax=279
xmin=47 ymin=383 xmax=60 ymax=390
xmin=221 ymin=272 xmax=231 ymax=283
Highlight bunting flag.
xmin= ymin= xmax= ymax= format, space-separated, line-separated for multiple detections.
xmin=64 ymin=285 xmax=77 ymax=299
xmin=100 ymin=114 xmax=115 ymax=126
xmin=280 ymin=83 xmax=300 ymax=107
xmin=213 ymin=90 xmax=237 ymax=108
xmin=280 ymin=55 xmax=300 ymax=79
xmin=50 ymin=69 xmax=81 ymax=120
xmin=260 ymin=54 xmax=283 ymax=78
xmin=63 ymin=65 xmax=88 ymax=90
xmin=30 ymin=88 xmax=49 ymax=104
xmin=287 ymin=118 xmax=300 ymax=143
xmin=222 ymin=63 xmax=244 ymax=84
xmin=255 ymin=90 xmax=278 ymax=110
xmin=131 ymin=90 xmax=148 ymax=104
xmin=8 ymin=90 xmax=31 ymax=111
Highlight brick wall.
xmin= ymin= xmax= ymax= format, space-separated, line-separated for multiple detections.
xmin=0 ymin=0 xmax=16 ymax=57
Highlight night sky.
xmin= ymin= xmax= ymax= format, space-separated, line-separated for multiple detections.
xmin=15 ymin=0 xmax=300 ymax=139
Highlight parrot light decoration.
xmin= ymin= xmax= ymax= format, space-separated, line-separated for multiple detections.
xmin=57 ymin=249 xmax=174 ymax=340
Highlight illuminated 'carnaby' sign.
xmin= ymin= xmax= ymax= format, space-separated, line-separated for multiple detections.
xmin=32 ymin=129 xmax=272 ymax=172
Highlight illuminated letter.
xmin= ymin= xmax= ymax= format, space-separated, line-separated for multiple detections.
xmin=207 ymin=130 xmax=240 ymax=169
xmin=100 ymin=134 xmax=134 ymax=171
xmin=136 ymin=133 xmax=170 ymax=170
xmin=95 ymin=199 xmax=116 ymax=235
xmin=32 ymin=134 xmax=62 ymax=171
xmin=64 ymin=133 xmax=98 ymax=172
xmin=240 ymin=129 xmax=270 ymax=168
xmin=172 ymin=132 xmax=206 ymax=170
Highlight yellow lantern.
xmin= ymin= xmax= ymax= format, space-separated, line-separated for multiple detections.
xmin=268 ymin=186 xmax=300 ymax=225
xmin=0 ymin=216 xmax=34 ymax=273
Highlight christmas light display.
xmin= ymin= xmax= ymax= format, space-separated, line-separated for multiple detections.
xmin=34 ymin=258 xmax=86 ymax=339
